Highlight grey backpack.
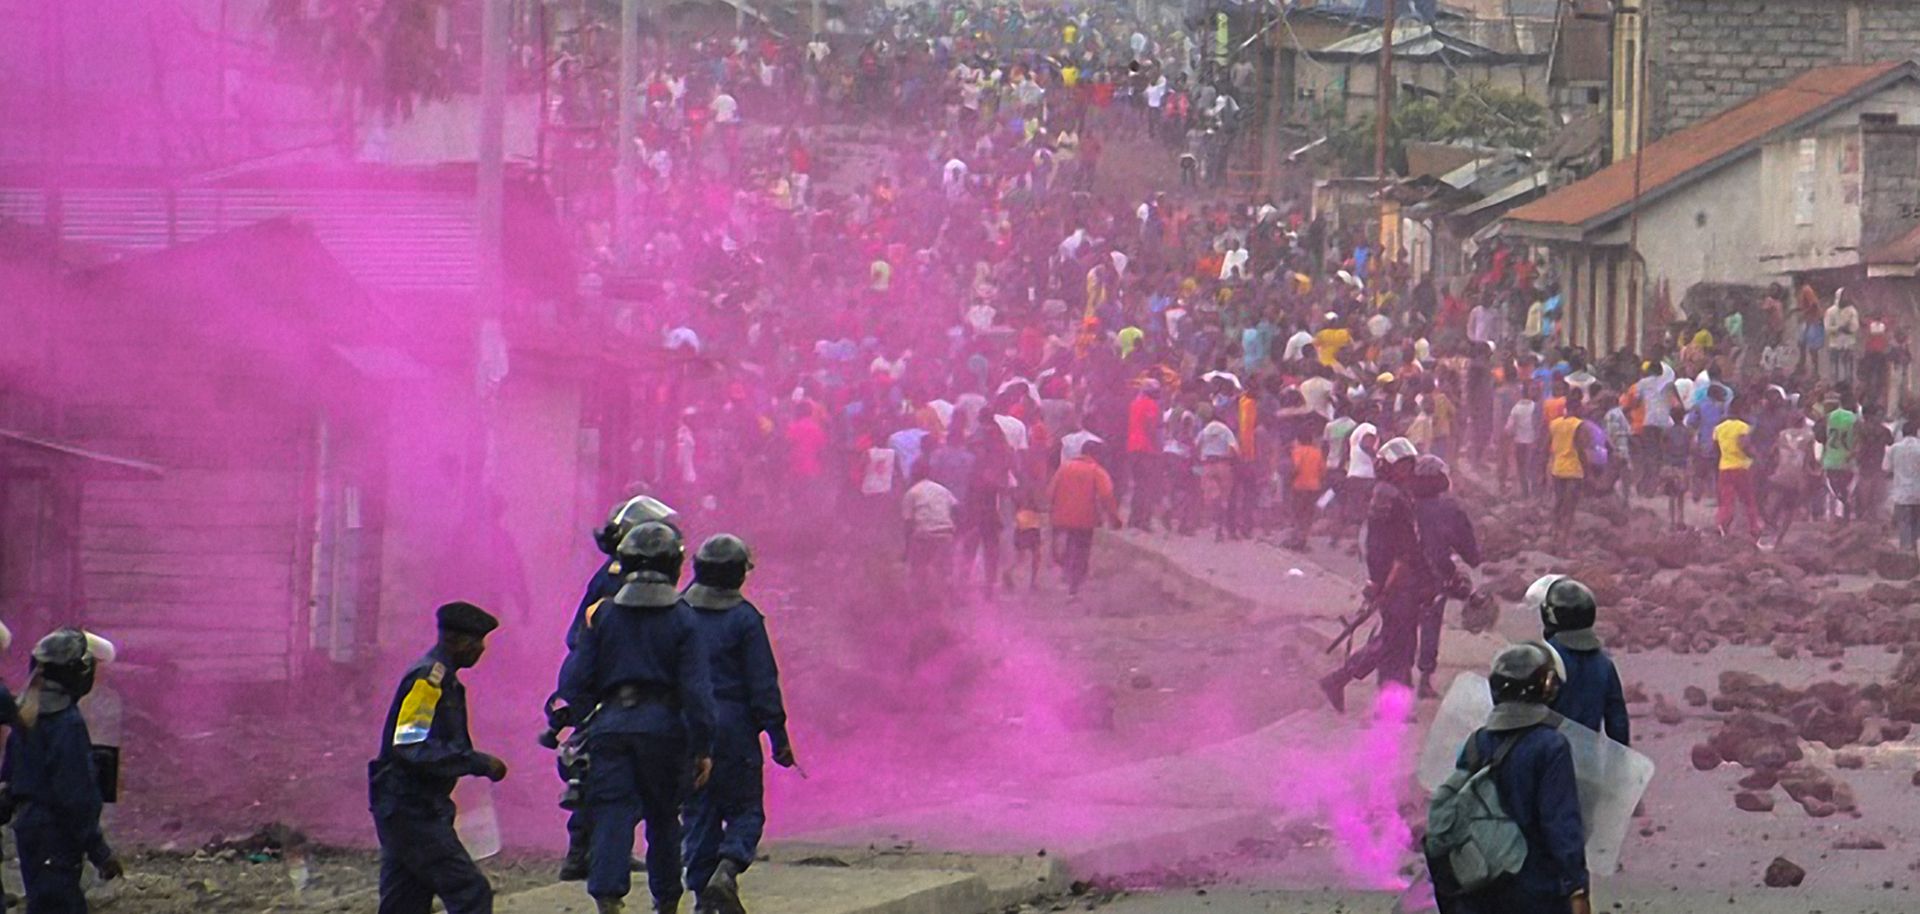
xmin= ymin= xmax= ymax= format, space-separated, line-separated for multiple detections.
xmin=1424 ymin=729 xmax=1528 ymax=896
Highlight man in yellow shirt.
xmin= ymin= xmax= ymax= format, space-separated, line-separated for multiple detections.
xmin=1546 ymin=389 xmax=1591 ymax=553
xmin=1314 ymin=313 xmax=1352 ymax=368
xmin=1713 ymin=399 xmax=1761 ymax=539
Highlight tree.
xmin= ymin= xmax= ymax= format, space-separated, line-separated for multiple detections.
xmin=1323 ymin=81 xmax=1552 ymax=176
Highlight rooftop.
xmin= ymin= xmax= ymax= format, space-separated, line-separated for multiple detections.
xmin=1505 ymin=61 xmax=1918 ymax=233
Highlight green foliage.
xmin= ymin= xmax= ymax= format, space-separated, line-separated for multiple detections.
xmin=267 ymin=0 xmax=459 ymax=120
xmin=1322 ymin=81 xmax=1552 ymax=175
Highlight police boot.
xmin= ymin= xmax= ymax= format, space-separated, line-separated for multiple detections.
xmin=705 ymin=858 xmax=745 ymax=914
xmin=593 ymin=897 xmax=625 ymax=914
xmin=558 ymin=846 xmax=589 ymax=881
xmin=1317 ymin=670 xmax=1348 ymax=714
xmin=652 ymin=895 xmax=683 ymax=914
xmin=1418 ymin=673 xmax=1439 ymax=700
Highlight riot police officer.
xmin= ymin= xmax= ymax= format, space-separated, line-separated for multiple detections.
xmin=681 ymin=535 xmax=794 ymax=914
xmin=558 ymin=522 xmax=716 ymax=914
xmin=1410 ymin=455 xmax=1480 ymax=700
xmin=558 ymin=495 xmax=682 ymax=881
xmin=1532 ymin=575 xmax=1630 ymax=746
xmin=1320 ymin=437 xmax=1429 ymax=712
xmin=368 ymin=602 xmax=507 ymax=914
xmin=5 ymin=629 xmax=123 ymax=914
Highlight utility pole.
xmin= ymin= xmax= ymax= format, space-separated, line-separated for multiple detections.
xmin=1373 ymin=0 xmax=1396 ymax=179
xmin=811 ymin=0 xmax=822 ymax=34
xmin=478 ymin=0 xmax=506 ymax=314
xmin=614 ymin=0 xmax=640 ymax=269
xmin=1374 ymin=0 xmax=1398 ymax=268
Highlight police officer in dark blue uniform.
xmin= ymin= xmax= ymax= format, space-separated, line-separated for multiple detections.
xmin=3 ymin=629 xmax=122 ymax=914
xmin=368 ymin=602 xmax=508 ymax=914
xmin=558 ymin=521 xmax=716 ymax=914
xmin=1434 ymin=643 xmax=1591 ymax=914
xmin=1533 ymin=576 xmax=1630 ymax=746
xmin=557 ymin=496 xmax=683 ymax=881
xmin=680 ymin=534 xmax=794 ymax=914
xmin=1410 ymin=455 xmax=1481 ymax=700
xmin=1320 ymin=437 xmax=1431 ymax=711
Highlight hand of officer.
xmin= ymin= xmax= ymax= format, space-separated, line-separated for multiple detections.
xmin=1568 ymin=891 xmax=1592 ymax=914
xmin=97 ymin=856 xmax=125 ymax=882
xmin=773 ymin=744 xmax=797 ymax=768
xmin=479 ymin=753 xmax=509 ymax=782
xmin=694 ymin=756 xmax=714 ymax=790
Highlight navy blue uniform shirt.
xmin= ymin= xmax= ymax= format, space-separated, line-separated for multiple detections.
xmin=369 ymin=647 xmax=488 ymax=817
xmin=566 ymin=560 xmax=626 ymax=649
xmin=558 ymin=598 xmax=716 ymax=756
xmin=1550 ymin=639 xmax=1631 ymax=746
xmin=1458 ymin=724 xmax=1587 ymax=901
xmin=688 ymin=598 xmax=790 ymax=758
xmin=3 ymin=704 xmax=113 ymax=866
xmin=1415 ymin=494 xmax=1481 ymax=581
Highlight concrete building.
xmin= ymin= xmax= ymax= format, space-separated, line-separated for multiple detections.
xmin=1645 ymin=0 xmax=1920 ymax=141
xmin=1499 ymin=61 xmax=1920 ymax=354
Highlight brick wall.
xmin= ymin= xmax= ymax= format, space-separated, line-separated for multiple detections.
xmin=1648 ymin=0 xmax=1920 ymax=139
xmin=1862 ymin=126 xmax=1920 ymax=250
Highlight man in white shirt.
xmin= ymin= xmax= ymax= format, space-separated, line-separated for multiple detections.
xmin=1887 ymin=418 xmax=1920 ymax=551
xmin=1468 ymin=301 xmax=1500 ymax=345
xmin=1283 ymin=328 xmax=1316 ymax=364
xmin=901 ymin=472 xmax=958 ymax=605
xmin=710 ymin=90 xmax=739 ymax=124
xmin=1196 ymin=409 xmax=1240 ymax=541
xmin=1826 ymin=290 xmax=1861 ymax=384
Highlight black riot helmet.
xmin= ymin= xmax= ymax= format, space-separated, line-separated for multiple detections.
xmin=31 ymin=628 xmax=97 ymax=701
xmin=1529 ymin=574 xmax=1598 ymax=637
xmin=693 ymin=534 xmax=754 ymax=590
xmin=594 ymin=495 xmax=680 ymax=556
xmin=1488 ymin=642 xmax=1563 ymax=706
xmin=614 ymin=521 xmax=684 ymax=606
xmin=1408 ymin=453 xmax=1452 ymax=498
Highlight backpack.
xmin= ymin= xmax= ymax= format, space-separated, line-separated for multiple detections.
xmin=1424 ymin=729 xmax=1529 ymax=897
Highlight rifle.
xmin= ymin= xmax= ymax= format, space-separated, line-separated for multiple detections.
xmin=1324 ymin=596 xmax=1379 ymax=657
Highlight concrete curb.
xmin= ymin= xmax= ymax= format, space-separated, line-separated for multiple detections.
xmin=763 ymin=842 xmax=1067 ymax=910
xmin=494 ymin=863 xmax=989 ymax=914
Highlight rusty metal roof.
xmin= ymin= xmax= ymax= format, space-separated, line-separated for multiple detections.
xmin=1505 ymin=61 xmax=1918 ymax=234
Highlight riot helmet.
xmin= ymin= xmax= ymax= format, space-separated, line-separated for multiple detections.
xmin=1488 ymin=641 xmax=1563 ymax=706
xmin=1530 ymin=574 xmax=1599 ymax=647
xmin=1376 ymin=436 xmax=1419 ymax=481
xmin=1408 ymin=453 xmax=1451 ymax=498
xmin=31 ymin=628 xmax=97 ymax=705
xmin=614 ymin=521 xmax=685 ymax=606
xmin=687 ymin=533 xmax=753 ymax=610
xmin=594 ymin=495 xmax=680 ymax=556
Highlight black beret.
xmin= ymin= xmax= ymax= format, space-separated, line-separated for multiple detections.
xmin=437 ymin=601 xmax=499 ymax=636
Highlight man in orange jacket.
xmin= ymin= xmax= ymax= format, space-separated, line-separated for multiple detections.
xmin=1047 ymin=441 xmax=1119 ymax=596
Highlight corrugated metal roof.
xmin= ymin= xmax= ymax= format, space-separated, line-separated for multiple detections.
xmin=1866 ymin=221 xmax=1920 ymax=267
xmin=0 ymin=186 xmax=477 ymax=292
xmin=1505 ymin=61 xmax=1917 ymax=232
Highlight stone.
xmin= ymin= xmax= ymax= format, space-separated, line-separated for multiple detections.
xmin=1883 ymin=722 xmax=1911 ymax=742
xmin=1684 ymin=686 xmax=1709 ymax=707
xmin=1875 ymin=551 xmax=1920 ymax=581
xmin=1735 ymin=791 xmax=1775 ymax=813
xmin=1835 ymin=752 xmax=1866 ymax=770
xmin=1763 ymin=857 xmax=1806 ymax=888
xmin=1654 ymin=696 xmax=1685 ymax=726
xmin=1868 ymin=582 xmax=1911 ymax=606
xmin=1802 ymin=798 xmax=1839 ymax=818
xmin=1691 ymin=744 xmax=1722 ymax=771
xmin=1739 ymin=769 xmax=1779 ymax=790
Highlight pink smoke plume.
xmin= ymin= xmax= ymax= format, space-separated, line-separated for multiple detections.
xmin=1325 ymin=683 xmax=1417 ymax=889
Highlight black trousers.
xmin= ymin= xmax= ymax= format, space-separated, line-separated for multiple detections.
xmin=374 ymin=806 xmax=492 ymax=914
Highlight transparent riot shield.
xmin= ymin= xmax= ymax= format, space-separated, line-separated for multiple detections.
xmin=454 ymin=777 xmax=503 ymax=860
xmin=1418 ymin=673 xmax=1655 ymax=874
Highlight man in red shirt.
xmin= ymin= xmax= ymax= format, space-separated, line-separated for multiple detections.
xmin=1125 ymin=381 xmax=1163 ymax=528
xmin=1047 ymin=442 xmax=1119 ymax=596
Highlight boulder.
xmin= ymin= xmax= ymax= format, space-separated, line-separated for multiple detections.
xmin=1875 ymin=551 xmax=1920 ymax=581
xmin=1763 ymin=857 xmax=1806 ymax=888
xmin=1684 ymin=686 xmax=1710 ymax=707
xmin=1690 ymin=744 xmax=1722 ymax=771
xmin=1734 ymin=791 xmax=1775 ymax=813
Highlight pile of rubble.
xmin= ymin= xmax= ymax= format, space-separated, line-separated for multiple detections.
xmin=1464 ymin=481 xmax=1920 ymax=658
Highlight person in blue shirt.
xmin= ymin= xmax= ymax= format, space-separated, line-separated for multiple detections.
xmin=1434 ymin=643 xmax=1590 ymax=914
xmin=367 ymin=603 xmax=507 ymax=914
xmin=1531 ymin=575 xmax=1630 ymax=745
xmin=558 ymin=497 xmax=681 ymax=882
xmin=558 ymin=522 xmax=716 ymax=914
xmin=680 ymin=535 xmax=796 ymax=914
xmin=5 ymin=629 xmax=123 ymax=914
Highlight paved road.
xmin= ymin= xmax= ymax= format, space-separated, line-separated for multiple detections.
xmin=1093 ymin=886 xmax=1919 ymax=914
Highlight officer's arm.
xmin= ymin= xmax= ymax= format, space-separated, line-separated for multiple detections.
xmin=678 ymin=624 xmax=718 ymax=759
xmin=1454 ymin=508 xmax=1481 ymax=568
xmin=1604 ymin=665 xmax=1632 ymax=747
xmin=1536 ymin=738 xmax=1590 ymax=897
xmin=387 ymin=671 xmax=490 ymax=780
xmin=742 ymin=614 xmax=791 ymax=751
xmin=557 ymin=603 xmax=603 ymax=710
